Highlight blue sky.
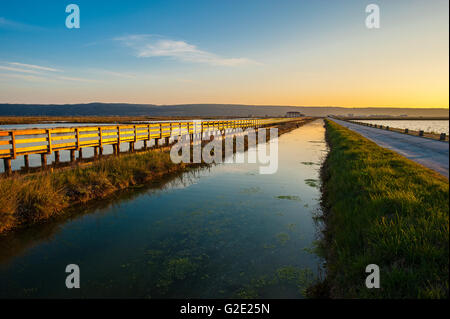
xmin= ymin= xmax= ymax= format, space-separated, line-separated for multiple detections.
xmin=0 ymin=0 xmax=448 ymax=107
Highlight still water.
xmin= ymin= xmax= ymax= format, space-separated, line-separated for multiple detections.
xmin=0 ymin=120 xmax=326 ymax=298
xmin=355 ymin=120 xmax=449 ymax=135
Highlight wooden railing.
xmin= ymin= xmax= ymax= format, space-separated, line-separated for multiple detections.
xmin=349 ymin=120 xmax=448 ymax=142
xmin=0 ymin=117 xmax=301 ymax=173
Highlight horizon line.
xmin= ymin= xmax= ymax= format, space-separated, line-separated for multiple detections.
xmin=0 ymin=102 xmax=448 ymax=109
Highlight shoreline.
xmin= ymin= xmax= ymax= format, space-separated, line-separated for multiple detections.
xmin=309 ymin=119 xmax=449 ymax=298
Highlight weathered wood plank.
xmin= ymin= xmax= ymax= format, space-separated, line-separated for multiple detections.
xmin=15 ymin=145 xmax=48 ymax=153
xmin=49 ymin=128 xmax=76 ymax=134
xmin=51 ymin=135 xmax=76 ymax=142
xmin=52 ymin=142 xmax=77 ymax=150
xmin=78 ymin=133 xmax=100 ymax=139
xmin=0 ymin=148 xmax=11 ymax=155
xmin=0 ymin=140 xmax=11 ymax=146
xmin=9 ymin=129 xmax=47 ymax=135
xmin=15 ymin=137 xmax=49 ymax=144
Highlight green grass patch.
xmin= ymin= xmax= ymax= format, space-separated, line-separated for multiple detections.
xmin=314 ymin=119 xmax=449 ymax=299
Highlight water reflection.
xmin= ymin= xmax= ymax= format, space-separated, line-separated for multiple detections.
xmin=0 ymin=168 xmax=205 ymax=265
xmin=0 ymin=120 xmax=327 ymax=298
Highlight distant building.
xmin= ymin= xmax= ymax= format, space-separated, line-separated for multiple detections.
xmin=286 ymin=111 xmax=304 ymax=118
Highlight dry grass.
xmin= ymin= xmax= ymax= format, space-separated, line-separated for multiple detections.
xmin=0 ymin=150 xmax=186 ymax=233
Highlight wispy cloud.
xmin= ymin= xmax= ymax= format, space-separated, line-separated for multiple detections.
xmin=8 ymin=62 xmax=61 ymax=72
xmin=0 ymin=17 xmax=43 ymax=31
xmin=0 ymin=73 xmax=48 ymax=82
xmin=0 ymin=17 xmax=20 ymax=28
xmin=0 ymin=65 xmax=41 ymax=74
xmin=115 ymin=35 xmax=256 ymax=66
xmin=0 ymin=62 xmax=99 ymax=83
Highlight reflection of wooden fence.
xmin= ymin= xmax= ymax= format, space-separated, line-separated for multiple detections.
xmin=0 ymin=117 xmax=300 ymax=173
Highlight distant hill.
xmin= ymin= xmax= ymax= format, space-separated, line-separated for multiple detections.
xmin=0 ymin=103 xmax=448 ymax=118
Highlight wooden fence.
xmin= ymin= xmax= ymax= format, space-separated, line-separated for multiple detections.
xmin=0 ymin=117 xmax=300 ymax=174
xmin=350 ymin=120 xmax=448 ymax=142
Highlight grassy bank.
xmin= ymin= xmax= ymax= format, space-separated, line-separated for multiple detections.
xmin=0 ymin=150 xmax=192 ymax=233
xmin=315 ymin=119 xmax=449 ymax=298
xmin=0 ymin=119 xmax=311 ymax=234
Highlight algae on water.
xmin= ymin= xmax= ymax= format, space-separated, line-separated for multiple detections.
xmin=304 ymin=179 xmax=319 ymax=188
xmin=276 ymin=195 xmax=302 ymax=201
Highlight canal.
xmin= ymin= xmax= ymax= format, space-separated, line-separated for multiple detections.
xmin=0 ymin=120 xmax=327 ymax=298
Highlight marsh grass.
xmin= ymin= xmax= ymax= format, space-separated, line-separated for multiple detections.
xmin=0 ymin=150 xmax=188 ymax=233
xmin=312 ymin=120 xmax=449 ymax=298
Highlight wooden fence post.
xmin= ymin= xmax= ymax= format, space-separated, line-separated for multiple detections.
xmin=46 ymin=129 xmax=52 ymax=154
xmin=24 ymin=155 xmax=29 ymax=169
xmin=99 ymin=127 xmax=103 ymax=155
xmin=115 ymin=126 xmax=120 ymax=155
xmin=41 ymin=153 xmax=47 ymax=168
xmin=76 ymin=128 xmax=80 ymax=150
xmin=10 ymin=131 xmax=16 ymax=160
xmin=3 ymin=158 xmax=11 ymax=175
